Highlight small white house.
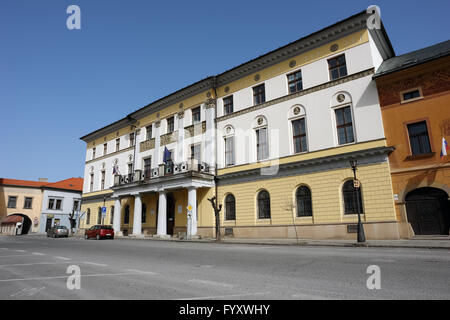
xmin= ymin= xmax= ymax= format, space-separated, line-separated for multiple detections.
xmin=39 ymin=178 xmax=83 ymax=234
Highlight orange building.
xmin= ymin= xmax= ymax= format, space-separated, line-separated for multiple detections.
xmin=374 ymin=40 xmax=450 ymax=238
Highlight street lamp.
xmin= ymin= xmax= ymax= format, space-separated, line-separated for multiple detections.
xmin=349 ymin=158 xmax=366 ymax=243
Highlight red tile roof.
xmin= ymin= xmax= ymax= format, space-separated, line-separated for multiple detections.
xmin=0 ymin=177 xmax=83 ymax=192
xmin=0 ymin=215 xmax=23 ymax=224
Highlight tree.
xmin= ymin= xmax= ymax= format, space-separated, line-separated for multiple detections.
xmin=207 ymin=196 xmax=222 ymax=241
xmin=282 ymin=198 xmax=299 ymax=245
xmin=68 ymin=210 xmax=77 ymax=236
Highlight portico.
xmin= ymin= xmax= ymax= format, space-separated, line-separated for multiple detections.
xmin=111 ymin=170 xmax=214 ymax=238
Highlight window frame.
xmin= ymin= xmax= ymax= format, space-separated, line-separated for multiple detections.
xmin=291 ymin=117 xmax=308 ymax=154
xmin=7 ymin=196 xmax=17 ymax=208
xmin=342 ymin=180 xmax=364 ymax=215
xmin=115 ymin=138 xmax=120 ymax=152
xmin=253 ymin=84 xmax=266 ymax=106
xmin=129 ymin=133 xmax=135 ymax=147
xmin=255 ymin=127 xmax=269 ymax=161
xmin=257 ymin=190 xmax=271 ymax=220
xmin=224 ymin=136 xmax=235 ymax=166
xmin=224 ymin=194 xmax=236 ymax=221
xmin=328 ymin=54 xmax=348 ymax=81
xmin=23 ymin=197 xmax=33 ymax=209
xmin=287 ymin=70 xmax=303 ymax=94
xmin=334 ymin=105 xmax=355 ymax=146
xmin=190 ymin=143 xmax=202 ymax=163
xmin=103 ymin=143 xmax=107 ymax=156
xmin=296 ymin=186 xmax=313 ymax=217
xmin=400 ymin=87 xmax=423 ymax=104
xmin=146 ymin=125 xmax=153 ymax=140
xmin=405 ymin=119 xmax=433 ymax=156
xmin=167 ymin=116 xmax=175 ymax=133
xmin=192 ymin=106 xmax=201 ymax=124
xmin=223 ymin=95 xmax=234 ymax=115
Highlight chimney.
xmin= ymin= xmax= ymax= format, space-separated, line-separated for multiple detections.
xmin=38 ymin=178 xmax=48 ymax=182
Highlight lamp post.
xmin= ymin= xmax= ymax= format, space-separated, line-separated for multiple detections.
xmin=349 ymin=158 xmax=366 ymax=243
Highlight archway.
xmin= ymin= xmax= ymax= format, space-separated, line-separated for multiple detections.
xmin=405 ymin=187 xmax=449 ymax=235
xmin=8 ymin=214 xmax=32 ymax=235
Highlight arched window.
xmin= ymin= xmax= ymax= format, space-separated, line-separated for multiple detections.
xmin=110 ymin=206 xmax=114 ymax=224
xmin=296 ymin=186 xmax=312 ymax=217
xmin=142 ymin=203 xmax=147 ymax=224
xmin=257 ymin=190 xmax=271 ymax=219
xmin=86 ymin=208 xmax=91 ymax=225
xmin=124 ymin=205 xmax=130 ymax=224
xmin=97 ymin=207 xmax=102 ymax=224
xmin=342 ymin=180 xmax=363 ymax=214
xmin=225 ymin=194 xmax=236 ymax=221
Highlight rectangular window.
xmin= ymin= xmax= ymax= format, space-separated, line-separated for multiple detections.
xmin=128 ymin=163 xmax=133 ymax=174
xmin=116 ymin=138 xmax=120 ymax=152
xmin=129 ymin=133 xmax=135 ymax=147
xmin=253 ymin=84 xmax=266 ymax=105
xmin=407 ymin=121 xmax=432 ymax=155
xmin=328 ymin=55 xmax=347 ymax=80
xmin=190 ymin=144 xmax=201 ymax=162
xmin=101 ymin=171 xmax=105 ymax=190
xmin=192 ymin=107 xmax=201 ymax=124
xmin=223 ymin=96 xmax=234 ymax=115
xmin=73 ymin=200 xmax=80 ymax=211
xmin=144 ymin=157 xmax=152 ymax=178
xmin=24 ymin=197 xmax=33 ymax=209
xmin=287 ymin=70 xmax=303 ymax=94
xmin=402 ymin=89 xmax=422 ymax=102
xmin=92 ymin=147 xmax=96 ymax=159
xmin=48 ymin=198 xmax=54 ymax=210
xmin=335 ymin=106 xmax=354 ymax=145
xmin=292 ymin=118 xmax=307 ymax=153
xmin=225 ymin=136 xmax=235 ymax=166
xmin=48 ymin=198 xmax=62 ymax=210
xmin=256 ymin=128 xmax=269 ymax=160
xmin=146 ymin=125 xmax=152 ymax=140
xmin=90 ymin=173 xmax=94 ymax=192
xmin=103 ymin=143 xmax=107 ymax=156
xmin=167 ymin=117 xmax=174 ymax=133
xmin=7 ymin=196 xmax=17 ymax=208
xmin=55 ymin=199 xmax=62 ymax=210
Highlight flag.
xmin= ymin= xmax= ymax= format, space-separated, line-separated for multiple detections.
xmin=112 ymin=165 xmax=120 ymax=175
xmin=441 ymin=137 xmax=449 ymax=160
xmin=163 ymin=146 xmax=171 ymax=164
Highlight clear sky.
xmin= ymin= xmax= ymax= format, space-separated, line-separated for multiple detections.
xmin=1 ymin=0 xmax=449 ymax=182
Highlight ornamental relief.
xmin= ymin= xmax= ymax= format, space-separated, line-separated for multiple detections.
xmin=140 ymin=138 xmax=155 ymax=152
xmin=184 ymin=121 xmax=206 ymax=138
xmin=160 ymin=131 xmax=178 ymax=145
xmin=378 ymin=67 xmax=450 ymax=106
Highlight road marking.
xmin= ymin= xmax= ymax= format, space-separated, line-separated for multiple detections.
xmin=83 ymin=262 xmax=108 ymax=267
xmin=10 ymin=286 xmax=46 ymax=297
xmin=54 ymin=256 xmax=71 ymax=261
xmin=124 ymin=269 xmax=158 ymax=275
xmin=14 ymin=250 xmax=27 ymax=253
xmin=32 ymin=252 xmax=45 ymax=256
xmin=188 ymin=279 xmax=234 ymax=288
xmin=292 ymin=292 xmax=331 ymax=300
xmin=0 ymin=254 xmax=34 ymax=258
xmin=0 ymin=261 xmax=75 ymax=268
xmin=177 ymin=291 xmax=271 ymax=300
xmin=0 ymin=271 xmax=159 ymax=282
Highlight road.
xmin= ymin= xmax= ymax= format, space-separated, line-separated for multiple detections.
xmin=0 ymin=235 xmax=449 ymax=300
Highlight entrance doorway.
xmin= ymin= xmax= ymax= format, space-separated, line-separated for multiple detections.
xmin=167 ymin=193 xmax=175 ymax=235
xmin=45 ymin=218 xmax=52 ymax=232
xmin=405 ymin=187 xmax=449 ymax=235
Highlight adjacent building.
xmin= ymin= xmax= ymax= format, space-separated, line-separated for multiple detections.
xmin=79 ymin=10 xmax=404 ymax=240
xmin=0 ymin=177 xmax=83 ymax=235
xmin=374 ymin=40 xmax=450 ymax=237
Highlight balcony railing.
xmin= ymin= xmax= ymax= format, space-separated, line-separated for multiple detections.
xmin=113 ymin=160 xmax=212 ymax=187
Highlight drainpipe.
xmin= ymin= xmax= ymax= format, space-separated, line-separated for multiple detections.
xmin=212 ymin=76 xmax=220 ymax=239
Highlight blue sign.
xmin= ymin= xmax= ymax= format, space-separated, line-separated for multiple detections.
xmin=101 ymin=207 xmax=106 ymax=217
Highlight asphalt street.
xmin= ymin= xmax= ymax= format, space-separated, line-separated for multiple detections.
xmin=0 ymin=235 xmax=448 ymax=300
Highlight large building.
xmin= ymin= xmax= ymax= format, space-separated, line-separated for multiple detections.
xmin=79 ymin=9 xmax=402 ymax=240
xmin=0 ymin=177 xmax=83 ymax=235
xmin=374 ymin=40 xmax=450 ymax=238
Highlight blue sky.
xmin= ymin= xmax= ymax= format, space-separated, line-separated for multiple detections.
xmin=1 ymin=0 xmax=449 ymax=182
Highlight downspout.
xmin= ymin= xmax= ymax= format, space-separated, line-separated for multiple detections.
xmin=212 ymin=76 xmax=220 ymax=239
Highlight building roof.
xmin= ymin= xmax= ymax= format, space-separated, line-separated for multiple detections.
xmin=43 ymin=177 xmax=84 ymax=192
xmin=0 ymin=177 xmax=83 ymax=192
xmin=0 ymin=215 xmax=23 ymax=224
xmin=374 ymin=40 xmax=450 ymax=78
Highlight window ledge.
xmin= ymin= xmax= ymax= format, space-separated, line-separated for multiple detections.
xmin=405 ymin=152 xmax=435 ymax=161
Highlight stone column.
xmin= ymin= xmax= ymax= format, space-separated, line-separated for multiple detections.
xmin=132 ymin=194 xmax=142 ymax=237
xmin=205 ymin=99 xmax=216 ymax=172
xmin=156 ymin=191 xmax=168 ymax=237
xmin=187 ymin=187 xmax=197 ymax=238
xmin=113 ymin=198 xmax=122 ymax=234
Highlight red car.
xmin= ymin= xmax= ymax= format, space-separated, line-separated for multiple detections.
xmin=84 ymin=225 xmax=114 ymax=240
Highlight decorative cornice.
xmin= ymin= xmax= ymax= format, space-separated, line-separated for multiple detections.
xmin=217 ymin=68 xmax=375 ymax=122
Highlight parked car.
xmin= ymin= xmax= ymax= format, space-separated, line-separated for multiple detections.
xmin=85 ymin=225 xmax=114 ymax=240
xmin=47 ymin=225 xmax=69 ymax=238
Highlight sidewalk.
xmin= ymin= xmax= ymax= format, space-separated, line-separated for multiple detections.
xmin=115 ymin=234 xmax=450 ymax=250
